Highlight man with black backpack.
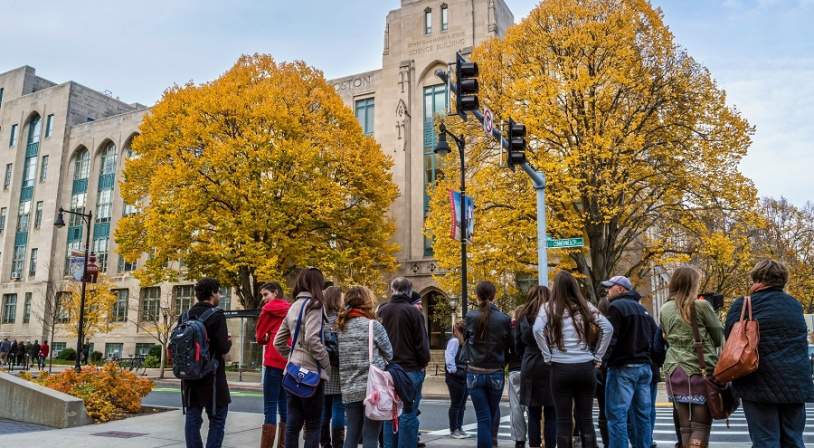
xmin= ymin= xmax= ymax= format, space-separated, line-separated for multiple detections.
xmin=177 ymin=278 xmax=232 ymax=448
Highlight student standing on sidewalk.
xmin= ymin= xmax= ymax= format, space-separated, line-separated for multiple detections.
xmin=38 ymin=340 xmax=49 ymax=370
xmin=725 ymin=260 xmax=814 ymax=448
xmin=256 ymin=282 xmax=291 ymax=448
xmin=445 ymin=320 xmax=469 ymax=440
xmin=534 ymin=271 xmax=613 ymax=448
xmin=336 ymin=286 xmax=393 ymax=448
xmin=602 ymin=275 xmax=658 ymax=448
xmin=274 ymin=268 xmax=332 ymax=448
xmin=183 ymin=278 xmax=232 ymax=448
xmin=321 ymin=286 xmax=346 ymax=448
xmin=507 ymin=307 xmax=527 ymax=448
xmin=464 ymin=281 xmax=513 ymax=448
xmin=660 ymin=267 xmax=722 ymax=448
xmin=517 ymin=286 xmax=556 ymax=448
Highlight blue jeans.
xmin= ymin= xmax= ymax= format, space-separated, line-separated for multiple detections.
xmin=627 ymin=379 xmax=658 ymax=448
xmin=606 ymin=364 xmax=652 ymax=448
xmin=383 ymin=370 xmax=424 ymax=448
xmin=321 ymin=394 xmax=345 ymax=446
xmin=263 ymin=366 xmax=287 ymax=425
xmin=344 ymin=401 xmax=382 ymax=448
xmin=742 ymin=400 xmax=807 ymax=448
xmin=467 ymin=371 xmax=505 ymax=448
xmin=185 ymin=405 xmax=228 ymax=448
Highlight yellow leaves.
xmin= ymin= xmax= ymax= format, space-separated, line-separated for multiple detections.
xmin=116 ymin=54 xmax=398 ymax=308
xmin=64 ymin=274 xmax=118 ymax=340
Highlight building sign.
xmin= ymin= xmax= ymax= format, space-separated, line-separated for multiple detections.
xmin=449 ymin=190 xmax=474 ymax=242
xmin=407 ymin=31 xmax=467 ymax=57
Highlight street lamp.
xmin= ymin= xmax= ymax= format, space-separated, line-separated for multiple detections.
xmin=435 ymin=120 xmax=469 ymax=314
xmin=54 ymin=207 xmax=96 ymax=372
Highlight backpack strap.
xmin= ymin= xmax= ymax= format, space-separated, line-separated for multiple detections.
xmin=196 ymin=308 xmax=219 ymax=324
xmin=289 ymin=299 xmax=309 ymax=354
xmin=689 ymin=301 xmax=709 ymax=378
xmin=368 ymin=320 xmax=375 ymax=365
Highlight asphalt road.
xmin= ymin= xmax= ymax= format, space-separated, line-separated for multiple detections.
xmin=144 ymin=384 xmax=814 ymax=446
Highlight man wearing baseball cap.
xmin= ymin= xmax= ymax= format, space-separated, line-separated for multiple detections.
xmin=601 ymin=276 xmax=658 ymax=448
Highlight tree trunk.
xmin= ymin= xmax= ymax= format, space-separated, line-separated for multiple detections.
xmin=159 ymin=343 xmax=167 ymax=379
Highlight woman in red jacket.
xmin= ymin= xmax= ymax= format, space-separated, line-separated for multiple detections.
xmin=256 ymin=282 xmax=291 ymax=448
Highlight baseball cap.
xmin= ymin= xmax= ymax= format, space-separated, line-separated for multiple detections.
xmin=601 ymin=275 xmax=632 ymax=291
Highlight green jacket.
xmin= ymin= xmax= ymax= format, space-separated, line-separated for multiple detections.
xmin=660 ymin=299 xmax=724 ymax=377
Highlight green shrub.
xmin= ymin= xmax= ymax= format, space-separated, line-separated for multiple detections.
xmin=90 ymin=351 xmax=103 ymax=363
xmin=143 ymin=355 xmax=160 ymax=368
xmin=57 ymin=348 xmax=77 ymax=360
xmin=148 ymin=345 xmax=162 ymax=358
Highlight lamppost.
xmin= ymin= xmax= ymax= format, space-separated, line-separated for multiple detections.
xmin=54 ymin=207 xmax=96 ymax=372
xmin=435 ymin=121 xmax=469 ymax=314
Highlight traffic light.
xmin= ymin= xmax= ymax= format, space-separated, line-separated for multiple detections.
xmin=507 ymin=119 xmax=527 ymax=168
xmin=455 ymin=52 xmax=479 ymax=116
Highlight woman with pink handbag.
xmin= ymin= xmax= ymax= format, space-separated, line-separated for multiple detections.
xmin=336 ymin=286 xmax=394 ymax=448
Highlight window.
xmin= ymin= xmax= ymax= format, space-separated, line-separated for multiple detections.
xmin=45 ymin=114 xmax=55 ymax=138
xmin=22 ymin=155 xmax=36 ymax=188
xmin=219 ymin=287 xmax=231 ymax=310
xmin=118 ymin=256 xmax=137 ymax=273
xmin=74 ymin=149 xmax=90 ymax=180
xmin=16 ymin=200 xmax=30 ymax=232
xmin=135 ymin=343 xmax=155 ymax=357
xmin=4 ymin=163 xmax=11 ymax=189
xmin=96 ymin=189 xmax=113 ymax=223
xmin=140 ymin=287 xmax=161 ymax=322
xmin=441 ymin=4 xmax=449 ymax=31
xmin=27 ymin=115 xmax=41 ymax=146
xmin=28 ymin=248 xmax=37 ymax=277
xmin=423 ymin=84 xmax=448 ymax=256
xmin=0 ymin=87 xmax=3 ymax=107
xmin=424 ymin=7 xmax=432 ymax=34
xmin=52 ymin=342 xmax=66 ymax=356
xmin=173 ymin=285 xmax=194 ymax=314
xmin=355 ymin=98 xmax=375 ymax=135
xmin=93 ymin=238 xmax=109 ymax=272
xmin=56 ymin=292 xmax=70 ymax=323
xmin=104 ymin=343 xmax=123 ymax=359
xmin=11 ymin=245 xmax=25 ymax=278
xmin=111 ymin=289 xmax=128 ymax=323
xmin=39 ymin=155 xmax=48 ymax=183
xmin=23 ymin=292 xmax=31 ymax=323
xmin=0 ymin=207 xmax=6 ymax=232
xmin=123 ymin=203 xmax=137 ymax=216
xmin=2 ymin=294 xmax=16 ymax=324
xmin=9 ymin=124 xmax=17 ymax=147
xmin=100 ymin=143 xmax=117 ymax=176
xmin=34 ymin=201 xmax=43 ymax=229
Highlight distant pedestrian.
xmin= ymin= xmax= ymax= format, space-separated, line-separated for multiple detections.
xmin=336 ymin=286 xmax=394 ymax=448
xmin=517 ymin=286 xmax=556 ymax=448
xmin=256 ymin=281 xmax=291 ymax=448
xmin=0 ymin=337 xmax=10 ymax=366
xmin=183 ymin=278 xmax=232 ymax=448
xmin=39 ymin=340 xmax=49 ymax=370
xmin=660 ymin=267 xmax=722 ymax=448
xmin=379 ymin=277 xmax=430 ymax=448
xmin=725 ymin=260 xmax=814 ymax=448
xmin=321 ymin=286 xmax=346 ymax=448
xmin=274 ymin=267 xmax=331 ymax=448
xmin=534 ymin=271 xmax=613 ymax=448
xmin=602 ymin=275 xmax=658 ymax=448
xmin=29 ymin=340 xmax=40 ymax=371
xmin=445 ymin=320 xmax=469 ymax=440
xmin=507 ymin=307 xmax=526 ymax=448
xmin=464 ymin=281 xmax=513 ymax=448
xmin=8 ymin=340 xmax=18 ymax=370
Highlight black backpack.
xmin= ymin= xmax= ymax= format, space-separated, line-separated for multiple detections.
xmin=170 ymin=308 xmax=219 ymax=381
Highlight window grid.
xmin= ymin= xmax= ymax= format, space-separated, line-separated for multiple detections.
xmin=45 ymin=114 xmax=55 ymax=138
xmin=0 ymin=207 xmax=6 ymax=232
xmin=39 ymin=155 xmax=48 ymax=183
xmin=111 ymin=289 xmax=128 ymax=323
xmin=56 ymin=292 xmax=70 ymax=323
xmin=23 ymin=292 xmax=31 ymax=323
xmin=173 ymin=285 xmax=194 ymax=315
xmin=9 ymin=124 xmax=17 ymax=148
xmin=52 ymin=342 xmax=66 ymax=356
xmin=354 ymin=98 xmax=375 ymax=135
xmin=424 ymin=8 xmax=432 ymax=34
xmin=4 ymin=163 xmax=11 ymax=189
xmin=2 ymin=294 xmax=16 ymax=324
xmin=135 ymin=343 xmax=155 ymax=357
xmin=423 ymin=84 xmax=448 ymax=256
xmin=105 ymin=343 xmax=123 ymax=359
xmin=441 ymin=4 xmax=449 ymax=31
xmin=28 ymin=248 xmax=37 ymax=277
xmin=34 ymin=201 xmax=43 ymax=229
xmin=118 ymin=256 xmax=137 ymax=273
xmin=140 ymin=287 xmax=161 ymax=322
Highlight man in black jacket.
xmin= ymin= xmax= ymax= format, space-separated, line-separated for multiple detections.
xmin=379 ymin=277 xmax=430 ymax=448
xmin=183 ymin=278 xmax=232 ymax=448
xmin=602 ymin=275 xmax=657 ymax=448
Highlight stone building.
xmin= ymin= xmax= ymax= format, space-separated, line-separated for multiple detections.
xmin=0 ymin=0 xmax=518 ymax=357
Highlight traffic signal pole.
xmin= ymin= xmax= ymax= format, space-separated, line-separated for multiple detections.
xmin=436 ymin=60 xmax=549 ymax=286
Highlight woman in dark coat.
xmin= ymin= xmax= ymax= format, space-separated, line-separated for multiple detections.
xmin=517 ymin=286 xmax=556 ymax=448
xmin=725 ymin=260 xmax=814 ymax=448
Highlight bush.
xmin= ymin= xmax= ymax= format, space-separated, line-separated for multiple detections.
xmin=90 ymin=351 xmax=103 ymax=363
xmin=28 ymin=363 xmax=153 ymax=422
xmin=143 ymin=355 xmax=160 ymax=368
xmin=148 ymin=345 xmax=162 ymax=358
xmin=57 ymin=348 xmax=76 ymax=361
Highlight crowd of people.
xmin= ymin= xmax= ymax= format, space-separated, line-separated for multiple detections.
xmin=0 ymin=337 xmax=49 ymax=370
xmin=179 ymin=258 xmax=813 ymax=448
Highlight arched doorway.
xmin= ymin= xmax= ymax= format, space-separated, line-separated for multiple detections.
xmin=423 ymin=289 xmax=451 ymax=349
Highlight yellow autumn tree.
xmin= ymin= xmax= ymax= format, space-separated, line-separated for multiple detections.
xmin=116 ymin=55 xmax=399 ymax=309
xmin=64 ymin=274 xmax=118 ymax=341
xmin=427 ymin=0 xmax=756 ymax=301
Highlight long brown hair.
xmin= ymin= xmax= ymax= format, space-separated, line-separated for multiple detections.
xmin=336 ymin=286 xmax=376 ymax=332
xmin=475 ymin=281 xmax=497 ymax=340
xmin=292 ymin=267 xmax=325 ymax=311
xmin=324 ymin=286 xmax=343 ymax=314
xmin=669 ymin=266 xmax=702 ymax=323
xmin=547 ymin=271 xmax=597 ymax=351
xmin=518 ymin=285 xmax=550 ymax=324
xmin=452 ymin=320 xmax=465 ymax=344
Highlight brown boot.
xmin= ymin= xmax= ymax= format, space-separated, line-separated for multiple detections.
xmin=331 ymin=427 xmax=345 ymax=448
xmin=277 ymin=421 xmax=287 ymax=448
xmin=688 ymin=423 xmax=710 ymax=448
xmin=261 ymin=424 xmax=276 ymax=448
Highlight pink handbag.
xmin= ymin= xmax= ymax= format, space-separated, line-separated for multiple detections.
xmin=363 ymin=320 xmax=402 ymax=425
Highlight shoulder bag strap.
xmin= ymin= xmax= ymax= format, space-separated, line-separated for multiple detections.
xmin=688 ymin=301 xmax=709 ymax=377
xmin=742 ymin=296 xmax=752 ymax=322
xmin=368 ymin=320 xmax=375 ymax=365
xmin=290 ymin=299 xmax=309 ymax=353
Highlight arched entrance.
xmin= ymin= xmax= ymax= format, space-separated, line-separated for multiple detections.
xmin=422 ymin=288 xmax=451 ymax=349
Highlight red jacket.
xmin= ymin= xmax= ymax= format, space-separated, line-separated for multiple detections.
xmin=255 ymin=299 xmax=291 ymax=369
xmin=39 ymin=343 xmax=49 ymax=358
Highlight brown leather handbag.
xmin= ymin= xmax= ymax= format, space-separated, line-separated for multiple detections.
xmin=714 ymin=296 xmax=759 ymax=383
xmin=689 ymin=303 xmax=739 ymax=420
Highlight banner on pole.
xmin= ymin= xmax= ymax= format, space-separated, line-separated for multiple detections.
xmin=448 ymin=190 xmax=474 ymax=242
xmin=69 ymin=250 xmax=85 ymax=281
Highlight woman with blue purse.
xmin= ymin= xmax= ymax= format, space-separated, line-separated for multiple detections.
xmin=274 ymin=267 xmax=332 ymax=448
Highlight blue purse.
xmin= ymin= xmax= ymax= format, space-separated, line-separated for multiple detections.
xmin=282 ymin=299 xmax=322 ymax=398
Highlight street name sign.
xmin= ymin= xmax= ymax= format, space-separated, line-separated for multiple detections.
xmin=547 ymin=237 xmax=584 ymax=249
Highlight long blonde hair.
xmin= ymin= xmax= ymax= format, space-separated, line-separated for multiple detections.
xmin=669 ymin=266 xmax=702 ymax=322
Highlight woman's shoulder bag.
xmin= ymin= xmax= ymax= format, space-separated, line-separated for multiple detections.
xmin=714 ymin=296 xmax=759 ymax=383
xmin=689 ymin=302 xmax=739 ymax=420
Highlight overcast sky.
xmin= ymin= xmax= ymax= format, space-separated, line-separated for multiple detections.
xmin=1 ymin=0 xmax=811 ymax=205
